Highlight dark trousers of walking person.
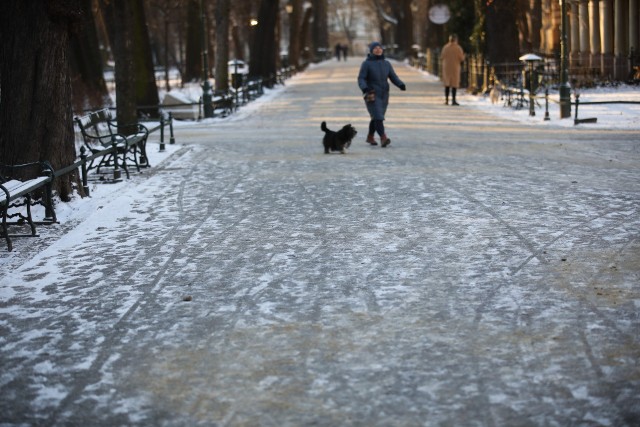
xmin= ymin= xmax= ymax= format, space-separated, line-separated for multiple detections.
xmin=445 ymin=87 xmax=458 ymax=105
xmin=368 ymin=119 xmax=385 ymax=143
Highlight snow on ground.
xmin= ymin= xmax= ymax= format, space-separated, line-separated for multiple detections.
xmin=165 ymin=61 xmax=640 ymax=132
xmin=460 ymin=84 xmax=640 ymax=129
xmin=413 ymin=65 xmax=640 ymax=130
xmin=1 ymin=58 xmax=638 ymax=426
xmin=3 ymin=60 xmax=639 ymax=267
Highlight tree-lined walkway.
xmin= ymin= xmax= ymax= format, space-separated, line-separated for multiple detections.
xmin=1 ymin=59 xmax=639 ymax=426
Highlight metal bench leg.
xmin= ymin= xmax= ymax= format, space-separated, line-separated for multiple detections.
xmin=1 ymin=209 xmax=11 ymax=251
xmin=118 ymin=150 xmax=129 ymax=179
xmin=139 ymin=139 xmax=150 ymax=168
xmin=25 ymin=194 xmax=37 ymax=236
xmin=44 ymin=182 xmax=57 ymax=223
xmin=129 ymin=145 xmax=141 ymax=172
xmin=169 ymin=114 xmax=175 ymax=144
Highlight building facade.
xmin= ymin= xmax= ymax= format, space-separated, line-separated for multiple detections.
xmin=543 ymin=0 xmax=640 ymax=80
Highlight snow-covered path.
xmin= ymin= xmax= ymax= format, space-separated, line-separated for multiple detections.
xmin=1 ymin=59 xmax=639 ymax=426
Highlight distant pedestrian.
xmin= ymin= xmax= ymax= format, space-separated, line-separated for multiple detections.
xmin=341 ymin=44 xmax=349 ymax=61
xmin=335 ymin=43 xmax=342 ymax=61
xmin=357 ymin=42 xmax=406 ymax=147
xmin=440 ymin=34 xmax=465 ymax=106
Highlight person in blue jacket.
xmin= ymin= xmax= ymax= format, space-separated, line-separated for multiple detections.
xmin=357 ymin=41 xmax=406 ymax=147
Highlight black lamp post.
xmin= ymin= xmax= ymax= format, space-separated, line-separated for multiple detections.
xmin=200 ymin=0 xmax=214 ymax=118
xmin=519 ymin=53 xmax=542 ymax=117
xmin=559 ymin=0 xmax=571 ymax=118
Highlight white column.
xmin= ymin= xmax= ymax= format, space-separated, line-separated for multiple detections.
xmin=551 ymin=0 xmax=561 ymax=50
xmin=600 ymin=0 xmax=613 ymax=54
xmin=579 ymin=0 xmax=591 ymax=63
xmin=589 ymin=0 xmax=601 ymax=70
xmin=614 ymin=0 xmax=627 ymax=79
xmin=630 ymin=0 xmax=639 ymax=53
xmin=541 ymin=0 xmax=552 ymax=51
xmin=600 ymin=0 xmax=613 ymax=76
xmin=570 ymin=1 xmax=582 ymax=68
xmin=613 ymin=0 xmax=625 ymax=56
xmin=571 ymin=1 xmax=581 ymax=53
xmin=589 ymin=0 xmax=601 ymax=53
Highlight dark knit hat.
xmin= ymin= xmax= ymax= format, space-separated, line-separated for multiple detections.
xmin=369 ymin=42 xmax=383 ymax=53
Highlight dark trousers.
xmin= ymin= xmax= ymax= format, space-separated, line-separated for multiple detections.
xmin=368 ymin=119 xmax=385 ymax=137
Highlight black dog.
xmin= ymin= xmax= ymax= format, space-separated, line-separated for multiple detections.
xmin=321 ymin=121 xmax=357 ymax=154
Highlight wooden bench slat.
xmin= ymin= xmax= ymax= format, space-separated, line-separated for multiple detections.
xmin=1 ymin=177 xmax=51 ymax=204
xmin=1 ymin=180 xmax=23 ymax=192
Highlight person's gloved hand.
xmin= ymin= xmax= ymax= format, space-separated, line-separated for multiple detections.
xmin=399 ymin=84 xmax=406 ymax=91
xmin=364 ymin=91 xmax=376 ymax=102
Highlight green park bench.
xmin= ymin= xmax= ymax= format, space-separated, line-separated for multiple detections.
xmin=0 ymin=162 xmax=56 ymax=251
xmin=74 ymin=108 xmax=149 ymax=180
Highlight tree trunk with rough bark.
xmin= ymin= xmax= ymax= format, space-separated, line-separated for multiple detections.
xmin=101 ymin=0 xmax=138 ymax=132
xmin=70 ymin=0 xmax=111 ymax=114
xmin=528 ymin=0 xmax=542 ymax=52
xmin=486 ymin=0 xmax=520 ymax=64
xmin=312 ymin=0 xmax=329 ymax=61
xmin=215 ymin=0 xmax=231 ymax=92
xmin=288 ymin=0 xmax=302 ymax=69
xmin=100 ymin=0 xmax=159 ymax=118
xmin=249 ymin=0 xmax=279 ymax=85
xmin=0 ymin=0 xmax=83 ymax=201
xmin=131 ymin=0 xmax=160 ymax=118
xmin=390 ymin=0 xmax=414 ymax=57
xmin=184 ymin=0 xmax=202 ymax=82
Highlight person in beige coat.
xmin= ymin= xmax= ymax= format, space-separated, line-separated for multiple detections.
xmin=440 ymin=35 xmax=465 ymax=105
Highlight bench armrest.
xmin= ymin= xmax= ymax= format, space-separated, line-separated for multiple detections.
xmin=0 ymin=183 xmax=10 ymax=205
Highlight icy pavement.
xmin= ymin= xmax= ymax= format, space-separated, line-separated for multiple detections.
xmin=1 ymin=59 xmax=639 ymax=426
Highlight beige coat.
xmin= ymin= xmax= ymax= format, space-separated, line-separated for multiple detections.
xmin=440 ymin=41 xmax=465 ymax=88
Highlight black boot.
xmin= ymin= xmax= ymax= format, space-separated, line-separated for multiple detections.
xmin=451 ymin=88 xmax=459 ymax=105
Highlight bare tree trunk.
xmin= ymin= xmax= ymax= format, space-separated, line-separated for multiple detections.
xmin=529 ymin=0 xmax=542 ymax=52
xmin=70 ymin=0 xmax=111 ymax=114
xmin=231 ymin=0 xmax=252 ymax=62
xmin=132 ymin=0 xmax=160 ymax=118
xmin=0 ymin=0 xmax=82 ymax=200
xmin=184 ymin=0 xmax=202 ymax=82
xmin=312 ymin=0 xmax=329 ymax=60
xmin=486 ymin=0 xmax=520 ymax=64
xmin=289 ymin=0 xmax=302 ymax=69
xmin=102 ymin=0 xmax=138 ymax=130
xmin=300 ymin=5 xmax=314 ymax=65
xmin=389 ymin=0 xmax=414 ymax=57
xmin=371 ymin=0 xmax=391 ymax=46
xmin=215 ymin=0 xmax=231 ymax=91
xmin=471 ymin=0 xmax=486 ymax=55
xmin=249 ymin=0 xmax=279 ymax=85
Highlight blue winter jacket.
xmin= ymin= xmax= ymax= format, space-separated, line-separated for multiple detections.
xmin=357 ymin=54 xmax=405 ymax=120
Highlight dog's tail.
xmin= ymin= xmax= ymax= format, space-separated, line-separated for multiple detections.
xmin=321 ymin=121 xmax=328 ymax=132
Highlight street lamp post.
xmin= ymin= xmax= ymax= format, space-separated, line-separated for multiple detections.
xmin=200 ymin=0 xmax=214 ymax=118
xmin=559 ymin=0 xmax=571 ymax=118
xmin=519 ymin=53 xmax=542 ymax=117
